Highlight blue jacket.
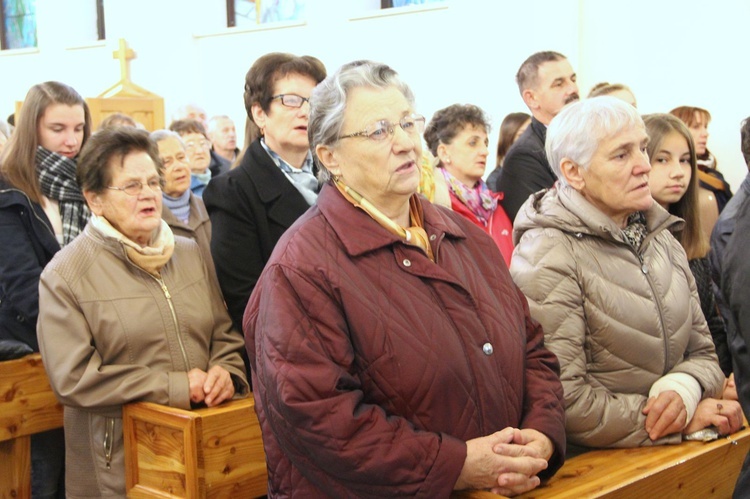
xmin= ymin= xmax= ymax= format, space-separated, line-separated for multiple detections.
xmin=0 ymin=180 xmax=60 ymax=351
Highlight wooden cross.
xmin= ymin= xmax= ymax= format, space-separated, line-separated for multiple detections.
xmin=97 ymin=37 xmax=154 ymax=98
xmin=112 ymin=38 xmax=136 ymax=83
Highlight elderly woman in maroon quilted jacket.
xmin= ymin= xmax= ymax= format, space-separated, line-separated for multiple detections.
xmin=244 ymin=60 xmax=566 ymax=497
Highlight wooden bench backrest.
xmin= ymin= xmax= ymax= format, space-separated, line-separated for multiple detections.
xmin=0 ymin=354 xmax=64 ymax=499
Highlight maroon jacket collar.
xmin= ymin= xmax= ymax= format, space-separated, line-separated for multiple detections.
xmin=315 ymin=182 xmax=468 ymax=258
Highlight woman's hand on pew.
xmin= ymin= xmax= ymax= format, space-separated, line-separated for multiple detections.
xmin=187 ymin=366 xmax=235 ymax=407
xmin=490 ymin=428 xmax=554 ymax=496
xmin=188 ymin=368 xmax=209 ymax=404
xmin=492 ymin=428 xmax=554 ymax=462
xmin=455 ymin=427 xmax=548 ymax=495
xmin=202 ymin=365 xmax=235 ymax=407
xmin=683 ymin=398 xmax=743 ymax=436
xmin=643 ymin=391 xmax=688 ymax=441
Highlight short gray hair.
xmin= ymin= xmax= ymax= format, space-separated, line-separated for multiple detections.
xmin=207 ymin=115 xmax=232 ymax=134
xmin=149 ymin=129 xmax=183 ymax=146
xmin=308 ymin=60 xmax=415 ymax=182
xmin=546 ymin=96 xmax=644 ymax=186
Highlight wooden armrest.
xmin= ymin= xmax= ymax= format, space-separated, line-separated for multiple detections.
xmin=0 ymin=353 xmax=63 ymax=442
xmin=123 ymin=396 xmax=267 ymax=498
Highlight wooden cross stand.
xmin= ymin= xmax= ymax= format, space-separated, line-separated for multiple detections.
xmin=86 ymin=38 xmax=165 ymax=131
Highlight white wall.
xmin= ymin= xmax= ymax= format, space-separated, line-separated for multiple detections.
xmin=577 ymin=0 xmax=750 ymax=189
xmin=2 ymin=0 xmax=748 ymax=188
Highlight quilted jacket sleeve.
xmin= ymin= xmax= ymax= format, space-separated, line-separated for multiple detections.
xmin=511 ymin=231 xmax=680 ymax=448
xmin=248 ymin=262 xmax=466 ymax=497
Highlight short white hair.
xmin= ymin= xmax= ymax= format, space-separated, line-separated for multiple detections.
xmin=546 ymin=96 xmax=644 ymax=186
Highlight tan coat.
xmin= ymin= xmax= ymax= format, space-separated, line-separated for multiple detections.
xmin=37 ymin=223 xmax=248 ymax=498
xmin=510 ymin=185 xmax=724 ymax=449
xmin=162 ymin=192 xmax=218 ymax=285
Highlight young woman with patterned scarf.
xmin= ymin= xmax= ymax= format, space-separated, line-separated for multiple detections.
xmin=0 ymin=80 xmax=91 ymax=499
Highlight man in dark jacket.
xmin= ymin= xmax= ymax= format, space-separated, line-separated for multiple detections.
xmin=720 ymin=192 xmax=750 ymax=498
xmin=491 ymin=51 xmax=579 ymax=222
xmin=708 ymin=117 xmax=750 ymax=327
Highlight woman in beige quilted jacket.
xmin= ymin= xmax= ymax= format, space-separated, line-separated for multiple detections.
xmin=510 ymin=96 xmax=742 ymax=450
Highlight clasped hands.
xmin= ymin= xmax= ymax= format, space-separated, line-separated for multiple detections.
xmin=643 ymin=386 xmax=742 ymax=441
xmin=187 ymin=365 xmax=235 ymax=407
xmin=455 ymin=427 xmax=553 ymax=497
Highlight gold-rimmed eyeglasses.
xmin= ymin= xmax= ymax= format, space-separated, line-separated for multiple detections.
xmin=107 ymin=178 xmax=163 ymax=196
xmin=339 ymin=114 xmax=426 ymax=142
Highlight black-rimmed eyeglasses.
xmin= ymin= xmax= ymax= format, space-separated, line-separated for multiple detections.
xmin=339 ymin=114 xmax=426 ymax=142
xmin=107 ymin=178 xmax=163 ymax=196
xmin=271 ymin=94 xmax=310 ymax=108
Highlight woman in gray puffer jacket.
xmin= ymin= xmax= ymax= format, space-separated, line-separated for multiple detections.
xmin=510 ymin=97 xmax=741 ymax=449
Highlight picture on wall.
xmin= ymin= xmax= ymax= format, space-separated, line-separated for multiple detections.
xmin=1 ymin=0 xmax=37 ymax=49
xmin=227 ymin=0 xmax=305 ymax=28
xmin=381 ymin=0 xmax=445 ymax=8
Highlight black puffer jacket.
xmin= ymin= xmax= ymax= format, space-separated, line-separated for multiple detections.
xmin=689 ymin=256 xmax=731 ymax=376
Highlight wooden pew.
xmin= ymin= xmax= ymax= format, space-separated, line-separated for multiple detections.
xmin=11 ymin=353 xmax=745 ymax=498
xmin=123 ymin=397 xmax=268 ymax=498
xmin=453 ymin=425 xmax=750 ymax=498
xmin=0 ymin=353 xmax=64 ymax=499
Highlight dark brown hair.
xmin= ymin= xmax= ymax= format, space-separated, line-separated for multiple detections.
xmin=243 ymin=52 xmax=326 ymax=124
xmin=77 ymin=127 xmax=162 ymax=194
xmin=495 ymin=112 xmax=530 ymax=167
xmin=423 ymin=104 xmax=490 ymax=160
